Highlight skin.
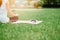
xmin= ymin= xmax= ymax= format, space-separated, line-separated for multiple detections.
xmin=6 ymin=0 xmax=17 ymax=17
xmin=6 ymin=1 xmax=18 ymax=22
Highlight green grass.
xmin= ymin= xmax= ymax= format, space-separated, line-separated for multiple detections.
xmin=0 ymin=8 xmax=60 ymax=40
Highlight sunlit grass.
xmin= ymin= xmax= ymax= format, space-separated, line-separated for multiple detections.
xmin=0 ymin=8 xmax=60 ymax=40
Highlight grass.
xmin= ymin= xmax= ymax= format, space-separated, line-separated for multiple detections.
xmin=0 ymin=8 xmax=60 ymax=40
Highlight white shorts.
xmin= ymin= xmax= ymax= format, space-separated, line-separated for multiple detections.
xmin=0 ymin=16 xmax=9 ymax=23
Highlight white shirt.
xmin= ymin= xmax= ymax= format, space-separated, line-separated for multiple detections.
xmin=0 ymin=0 xmax=9 ymax=23
xmin=0 ymin=0 xmax=8 ymax=15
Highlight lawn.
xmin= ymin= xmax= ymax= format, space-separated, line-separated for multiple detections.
xmin=0 ymin=8 xmax=60 ymax=40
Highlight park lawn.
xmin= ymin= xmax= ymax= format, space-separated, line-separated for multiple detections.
xmin=0 ymin=8 xmax=60 ymax=40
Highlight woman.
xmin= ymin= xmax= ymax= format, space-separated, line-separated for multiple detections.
xmin=0 ymin=0 xmax=18 ymax=23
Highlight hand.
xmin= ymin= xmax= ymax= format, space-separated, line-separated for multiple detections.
xmin=10 ymin=13 xmax=18 ymax=17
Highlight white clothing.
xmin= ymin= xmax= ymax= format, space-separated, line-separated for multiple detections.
xmin=0 ymin=0 xmax=9 ymax=23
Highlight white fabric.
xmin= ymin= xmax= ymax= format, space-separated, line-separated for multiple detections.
xmin=0 ymin=0 xmax=9 ymax=23
xmin=12 ymin=20 xmax=42 ymax=24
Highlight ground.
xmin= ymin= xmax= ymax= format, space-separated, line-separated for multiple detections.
xmin=0 ymin=8 xmax=60 ymax=40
